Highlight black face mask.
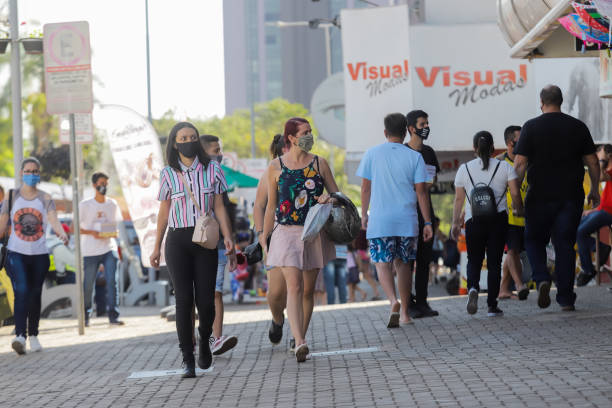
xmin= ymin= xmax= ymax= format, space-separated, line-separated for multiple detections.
xmin=96 ymin=185 xmax=107 ymax=195
xmin=176 ymin=141 xmax=199 ymax=158
xmin=415 ymin=126 xmax=430 ymax=140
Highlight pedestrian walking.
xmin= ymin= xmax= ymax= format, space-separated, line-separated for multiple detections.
xmin=346 ymin=244 xmax=367 ymax=302
xmin=260 ymin=117 xmax=338 ymax=363
xmin=323 ymin=245 xmax=348 ymax=304
xmin=496 ymin=126 xmax=530 ymax=300
xmin=150 ymin=122 xmax=237 ymax=378
xmin=79 ymin=172 xmax=124 ymax=326
xmin=253 ymin=134 xmax=289 ymax=344
xmin=404 ymin=110 xmax=441 ymax=318
xmin=452 ymin=131 xmax=523 ymax=316
xmin=514 ymin=85 xmax=599 ymax=311
xmin=200 ymin=134 xmax=238 ymax=356
xmin=353 ymin=229 xmax=382 ymax=300
xmin=575 ymin=144 xmax=612 ymax=286
xmin=357 ymin=113 xmax=433 ymax=328
xmin=0 ymin=157 xmax=69 ymax=354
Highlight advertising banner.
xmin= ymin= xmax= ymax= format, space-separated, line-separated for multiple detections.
xmin=410 ymin=24 xmax=536 ymax=151
xmin=341 ymin=15 xmax=536 ymax=181
xmin=341 ymin=5 xmax=413 ymax=154
xmin=95 ymin=105 xmax=165 ymax=268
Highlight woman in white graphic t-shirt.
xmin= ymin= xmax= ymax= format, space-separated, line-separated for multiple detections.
xmin=0 ymin=157 xmax=68 ymax=355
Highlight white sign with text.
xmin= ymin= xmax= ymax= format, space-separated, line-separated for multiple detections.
xmin=44 ymin=21 xmax=93 ymax=114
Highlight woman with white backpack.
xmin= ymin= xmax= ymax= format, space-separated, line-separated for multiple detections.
xmin=451 ymin=131 xmax=524 ymax=317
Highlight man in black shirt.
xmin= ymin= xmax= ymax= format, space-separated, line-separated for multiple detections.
xmin=514 ymin=85 xmax=599 ymax=311
xmin=405 ymin=110 xmax=440 ymax=318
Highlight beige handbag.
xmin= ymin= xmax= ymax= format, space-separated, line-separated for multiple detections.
xmin=177 ymin=172 xmax=219 ymax=249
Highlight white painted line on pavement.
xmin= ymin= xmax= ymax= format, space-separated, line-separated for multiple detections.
xmin=127 ymin=366 xmax=214 ymax=379
xmin=310 ymin=347 xmax=379 ymax=357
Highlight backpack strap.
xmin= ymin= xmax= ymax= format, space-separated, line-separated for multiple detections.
xmin=464 ymin=163 xmax=476 ymax=188
xmin=464 ymin=164 xmax=474 ymax=205
xmin=487 ymin=161 xmax=501 ymax=187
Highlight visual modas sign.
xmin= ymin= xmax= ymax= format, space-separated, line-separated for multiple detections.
xmin=341 ymin=5 xmax=413 ymax=155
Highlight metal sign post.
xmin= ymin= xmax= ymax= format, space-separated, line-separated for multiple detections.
xmin=44 ymin=21 xmax=93 ymax=335
xmin=68 ymin=113 xmax=85 ymax=335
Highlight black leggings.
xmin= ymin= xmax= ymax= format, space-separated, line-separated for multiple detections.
xmin=465 ymin=212 xmax=508 ymax=308
xmin=165 ymin=228 xmax=218 ymax=352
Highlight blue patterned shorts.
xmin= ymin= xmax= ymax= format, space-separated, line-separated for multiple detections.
xmin=369 ymin=236 xmax=418 ymax=264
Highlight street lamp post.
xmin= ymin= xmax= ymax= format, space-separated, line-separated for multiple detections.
xmin=267 ymin=19 xmax=339 ymax=173
xmin=145 ymin=0 xmax=153 ymax=123
xmin=9 ymin=0 xmax=22 ymax=186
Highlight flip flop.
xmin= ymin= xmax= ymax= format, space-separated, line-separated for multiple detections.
xmin=498 ymin=294 xmax=512 ymax=300
xmin=517 ymin=287 xmax=529 ymax=301
xmin=295 ymin=343 xmax=309 ymax=363
xmin=387 ymin=312 xmax=400 ymax=328
xmin=400 ymin=318 xmax=414 ymax=326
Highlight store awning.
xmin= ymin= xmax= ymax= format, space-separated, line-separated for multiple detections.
xmin=221 ymin=165 xmax=259 ymax=190
xmin=497 ymin=0 xmax=590 ymax=59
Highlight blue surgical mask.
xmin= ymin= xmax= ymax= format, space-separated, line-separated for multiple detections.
xmin=23 ymin=174 xmax=40 ymax=186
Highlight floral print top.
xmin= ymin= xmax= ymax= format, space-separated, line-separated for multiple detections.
xmin=276 ymin=156 xmax=325 ymax=226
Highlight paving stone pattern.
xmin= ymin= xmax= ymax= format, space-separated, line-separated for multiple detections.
xmin=1 ymin=286 xmax=611 ymax=407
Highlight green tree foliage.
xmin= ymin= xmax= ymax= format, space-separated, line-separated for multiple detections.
xmin=153 ymin=98 xmax=360 ymax=205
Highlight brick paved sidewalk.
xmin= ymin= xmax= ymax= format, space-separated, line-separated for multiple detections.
xmin=1 ymin=285 xmax=612 ymax=407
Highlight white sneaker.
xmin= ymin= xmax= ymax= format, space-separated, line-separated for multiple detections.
xmin=212 ymin=335 xmax=238 ymax=355
xmin=11 ymin=336 xmax=26 ymax=355
xmin=466 ymin=288 xmax=478 ymax=315
xmin=29 ymin=336 xmax=42 ymax=352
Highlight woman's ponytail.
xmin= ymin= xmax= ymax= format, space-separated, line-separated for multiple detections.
xmin=473 ymin=131 xmax=494 ymax=170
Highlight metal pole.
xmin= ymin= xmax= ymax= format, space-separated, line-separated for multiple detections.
xmin=323 ymin=25 xmax=332 ymax=78
xmin=9 ymin=0 xmax=22 ymax=187
xmin=145 ymin=0 xmax=153 ymax=123
xmin=69 ymin=114 xmax=86 ymax=335
xmin=250 ymin=104 xmax=256 ymax=158
xmin=323 ymin=25 xmax=334 ymax=175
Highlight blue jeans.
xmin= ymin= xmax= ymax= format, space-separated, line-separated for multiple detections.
xmin=525 ymin=199 xmax=582 ymax=306
xmin=323 ymin=259 xmax=347 ymax=304
xmin=6 ymin=252 xmax=50 ymax=338
xmin=83 ymin=251 xmax=119 ymax=321
xmin=215 ymin=249 xmax=227 ymax=293
xmin=576 ymin=210 xmax=612 ymax=275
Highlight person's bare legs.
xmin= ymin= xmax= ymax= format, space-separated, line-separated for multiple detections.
xmin=356 ymin=284 xmax=368 ymax=301
xmin=362 ymin=266 xmax=381 ymax=298
xmin=506 ymin=249 xmax=525 ymax=290
xmin=394 ymin=259 xmax=413 ymax=323
xmin=375 ymin=262 xmax=401 ymax=315
xmin=212 ymin=292 xmax=223 ymax=338
xmin=281 ymin=267 xmax=306 ymax=346
xmin=348 ymin=283 xmax=356 ymax=302
xmin=499 ymin=257 xmax=513 ymax=298
xmin=266 ymin=267 xmax=287 ymax=324
xmin=302 ymin=268 xmax=319 ymax=337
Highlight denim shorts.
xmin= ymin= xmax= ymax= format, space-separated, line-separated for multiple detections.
xmin=369 ymin=236 xmax=418 ymax=264
xmin=216 ymin=249 xmax=227 ymax=293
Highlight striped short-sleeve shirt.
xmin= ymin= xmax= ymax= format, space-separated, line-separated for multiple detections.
xmin=157 ymin=157 xmax=228 ymax=228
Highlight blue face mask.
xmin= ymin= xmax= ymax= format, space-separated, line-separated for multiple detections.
xmin=23 ymin=174 xmax=40 ymax=186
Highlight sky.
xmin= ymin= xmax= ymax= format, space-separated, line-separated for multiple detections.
xmin=19 ymin=0 xmax=226 ymax=120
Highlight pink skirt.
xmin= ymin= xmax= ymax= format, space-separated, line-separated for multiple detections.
xmin=266 ymin=224 xmax=336 ymax=270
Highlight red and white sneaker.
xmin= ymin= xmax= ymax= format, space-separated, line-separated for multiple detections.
xmin=211 ymin=335 xmax=238 ymax=356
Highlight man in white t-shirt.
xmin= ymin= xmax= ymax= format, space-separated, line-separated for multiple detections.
xmin=80 ymin=172 xmax=123 ymax=326
xmin=357 ymin=113 xmax=433 ymax=328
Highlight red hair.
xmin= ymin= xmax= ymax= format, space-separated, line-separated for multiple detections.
xmin=283 ymin=117 xmax=309 ymax=145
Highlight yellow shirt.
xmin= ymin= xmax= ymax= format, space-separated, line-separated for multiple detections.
xmin=503 ymin=153 xmax=527 ymax=227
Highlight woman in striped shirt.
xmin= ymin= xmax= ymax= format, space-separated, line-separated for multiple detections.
xmin=150 ymin=122 xmax=236 ymax=378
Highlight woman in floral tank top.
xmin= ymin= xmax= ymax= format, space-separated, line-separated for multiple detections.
xmin=261 ymin=117 xmax=339 ymax=363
